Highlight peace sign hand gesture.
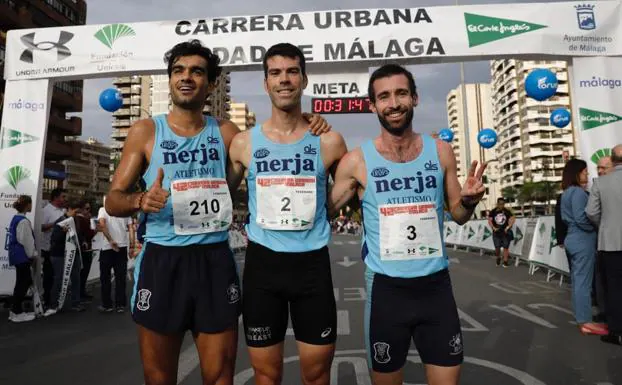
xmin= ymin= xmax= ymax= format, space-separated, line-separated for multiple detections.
xmin=461 ymin=161 xmax=488 ymax=206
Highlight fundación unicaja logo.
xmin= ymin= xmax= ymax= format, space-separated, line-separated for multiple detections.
xmin=579 ymin=108 xmax=622 ymax=130
xmin=0 ymin=129 xmax=39 ymax=149
xmin=464 ymin=13 xmax=547 ymax=47
xmin=4 ymin=166 xmax=31 ymax=190
xmin=94 ymin=24 xmax=136 ymax=49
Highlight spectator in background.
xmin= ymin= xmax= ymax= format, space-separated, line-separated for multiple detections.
xmin=586 ymin=145 xmax=622 ymax=346
xmin=46 ymin=199 xmax=85 ymax=315
xmin=596 ymin=155 xmax=614 ymax=177
xmin=488 ymin=197 xmax=515 ymax=267
xmin=560 ymin=159 xmax=606 ymax=336
xmin=75 ymin=200 xmax=97 ymax=302
xmin=40 ymin=188 xmax=67 ymax=308
xmin=97 ymin=197 xmax=132 ymax=313
xmin=7 ymin=195 xmax=37 ymax=323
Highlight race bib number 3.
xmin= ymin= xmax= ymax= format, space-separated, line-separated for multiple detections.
xmin=171 ymin=178 xmax=232 ymax=235
xmin=379 ymin=202 xmax=443 ymax=260
xmin=256 ymin=176 xmax=316 ymax=230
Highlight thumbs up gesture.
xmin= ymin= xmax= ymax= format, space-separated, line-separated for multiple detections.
xmin=140 ymin=168 xmax=169 ymax=213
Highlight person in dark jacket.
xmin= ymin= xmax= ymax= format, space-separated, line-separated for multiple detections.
xmin=45 ymin=200 xmax=85 ymax=315
xmin=554 ymin=192 xmax=569 ymax=268
xmin=75 ymin=200 xmax=96 ymax=302
xmin=7 ymin=195 xmax=37 ymax=323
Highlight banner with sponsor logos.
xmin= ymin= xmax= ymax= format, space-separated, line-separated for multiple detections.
xmin=0 ymin=79 xmax=52 ymax=296
xmin=4 ymin=1 xmax=622 ymax=80
xmin=570 ymin=56 xmax=622 ymax=180
xmin=444 ymin=218 xmax=527 ymax=254
xmin=527 ymin=216 xmax=569 ymax=273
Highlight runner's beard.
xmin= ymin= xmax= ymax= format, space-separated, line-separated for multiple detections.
xmin=377 ymin=108 xmax=414 ymax=136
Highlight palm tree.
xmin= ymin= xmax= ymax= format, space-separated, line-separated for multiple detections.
xmin=517 ymin=182 xmax=537 ymax=216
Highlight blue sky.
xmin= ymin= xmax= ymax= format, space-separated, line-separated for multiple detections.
xmin=79 ymin=0 xmax=561 ymax=150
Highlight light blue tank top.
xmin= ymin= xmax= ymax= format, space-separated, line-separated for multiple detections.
xmin=246 ymin=125 xmax=330 ymax=252
xmin=360 ymin=134 xmax=448 ymax=278
xmin=142 ymin=114 xmax=229 ymax=246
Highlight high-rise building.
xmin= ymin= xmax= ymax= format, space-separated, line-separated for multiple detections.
xmin=229 ymin=101 xmax=257 ymax=131
xmin=63 ymin=137 xmax=111 ymax=205
xmin=109 ymin=75 xmax=151 ymax=171
xmin=206 ymin=72 xmax=232 ymax=119
xmin=0 ymin=0 xmax=88 ymax=199
xmin=446 ymin=83 xmax=501 ymax=215
xmin=490 ymin=59 xmax=574 ymax=215
xmin=150 ymin=74 xmax=170 ymax=116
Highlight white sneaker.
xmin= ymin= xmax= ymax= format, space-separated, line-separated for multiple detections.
xmin=8 ymin=312 xmax=35 ymax=323
xmin=44 ymin=308 xmax=58 ymax=317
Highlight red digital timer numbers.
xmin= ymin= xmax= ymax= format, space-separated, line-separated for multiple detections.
xmin=311 ymin=97 xmax=372 ymax=114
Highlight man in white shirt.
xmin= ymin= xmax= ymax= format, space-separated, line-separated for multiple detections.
xmin=98 ymin=197 xmax=131 ymax=313
xmin=40 ymin=188 xmax=67 ymax=308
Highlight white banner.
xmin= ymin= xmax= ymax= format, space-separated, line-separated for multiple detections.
xmin=509 ymin=217 xmax=528 ymax=255
xmin=0 ymin=79 xmax=52 ymax=296
xmin=570 ymin=56 xmax=622 ymax=180
xmin=56 ymin=217 xmax=81 ymax=309
xmin=5 ymin=1 xmax=622 ymax=80
xmin=526 ymin=216 xmax=569 ymax=273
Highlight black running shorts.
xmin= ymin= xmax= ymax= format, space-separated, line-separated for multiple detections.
xmin=242 ymin=241 xmax=337 ymax=347
xmin=131 ymin=241 xmax=241 ymax=334
xmin=365 ymin=268 xmax=463 ymax=373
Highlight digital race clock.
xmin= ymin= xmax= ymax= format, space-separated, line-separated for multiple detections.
xmin=311 ymin=96 xmax=372 ymax=114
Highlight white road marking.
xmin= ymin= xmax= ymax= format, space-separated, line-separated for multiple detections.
xmin=333 ymin=241 xmax=344 ymax=245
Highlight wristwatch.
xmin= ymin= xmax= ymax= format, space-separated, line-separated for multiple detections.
xmin=460 ymin=198 xmax=478 ymax=210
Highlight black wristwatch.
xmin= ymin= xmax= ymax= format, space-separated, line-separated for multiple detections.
xmin=460 ymin=198 xmax=478 ymax=210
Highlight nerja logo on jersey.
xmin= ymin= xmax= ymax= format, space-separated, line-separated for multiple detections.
xmin=162 ymin=142 xmax=220 ymax=166
xmin=255 ymin=150 xmax=316 ymax=175
xmin=373 ymin=168 xmax=438 ymax=194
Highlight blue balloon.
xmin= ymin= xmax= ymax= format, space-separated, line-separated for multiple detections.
xmin=478 ymin=128 xmax=497 ymax=149
xmin=550 ymin=108 xmax=571 ymax=128
xmin=525 ymin=68 xmax=558 ymax=101
xmin=99 ymin=88 xmax=123 ymax=112
xmin=438 ymin=128 xmax=454 ymax=142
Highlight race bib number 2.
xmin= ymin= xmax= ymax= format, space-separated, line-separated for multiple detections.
xmin=379 ymin=202 xmax=443 ymax=260
xmin=256 ymin=176 xmax=316 ymax=230
xmin=171 ymin=178 xmax=232 ymax=235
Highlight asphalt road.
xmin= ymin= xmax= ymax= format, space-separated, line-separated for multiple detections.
xmin=0 ymin=234 xmax=620 ymax=385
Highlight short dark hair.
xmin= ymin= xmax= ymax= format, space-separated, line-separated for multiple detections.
xmin=66 ymin=199 xmax=81 ymax=210
xmin=368 ymin=64 xmax=417 ymax=103
xmin=50 ymin=188 xmax=65 ymax=201
xmin=164 ymin=39 xmax=222 ymax=83
xmin=12 ymin=195 xmax=32 ymax=212
xmin=262 ymin=43 xmax=306 ymax=78
xmin=497 ymin=197 xmax=505 ymax=203
xmin=561 ymin=159 xmax=587 ymax=190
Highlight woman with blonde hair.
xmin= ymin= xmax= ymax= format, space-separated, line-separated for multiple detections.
xmin=7 ymin=195 xmax=37 ymax=323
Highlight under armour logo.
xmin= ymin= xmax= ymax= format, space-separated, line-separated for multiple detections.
xmin=20 ymin=31 xmax=74 ymax=63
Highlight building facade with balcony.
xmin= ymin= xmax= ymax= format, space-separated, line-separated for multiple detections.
xmin=63 ymin=137 xmax=111 ymax=206
xmin=229 ymin=101 xmax=257 ymax=131
xmin=1 ymin=0 xmax=87 ymax=199
xmin=446 ymin=83 xmax=501 ymax=216
xmin=490 ymin=59 xmax=574 ymax=215
xmin=109 ymin=75 xmax=151 ymax=170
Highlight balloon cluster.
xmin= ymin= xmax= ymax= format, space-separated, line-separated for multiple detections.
xmin=525 ymin=68 xmax=571 ymax=128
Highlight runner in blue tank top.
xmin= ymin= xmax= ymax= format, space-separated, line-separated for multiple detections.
xmin=329 ymin=64 xmax=488 ymax=385
xmin=104 ymin=40 xmax=331 ymax=385
xmin=227 ymin=43 xmax=348 ymax=385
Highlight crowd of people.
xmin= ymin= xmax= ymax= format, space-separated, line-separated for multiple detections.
xmin=7 ymin=188 xmax=134 ymax=322
xmin=552 ymin=149 xmax=622 ymax=345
